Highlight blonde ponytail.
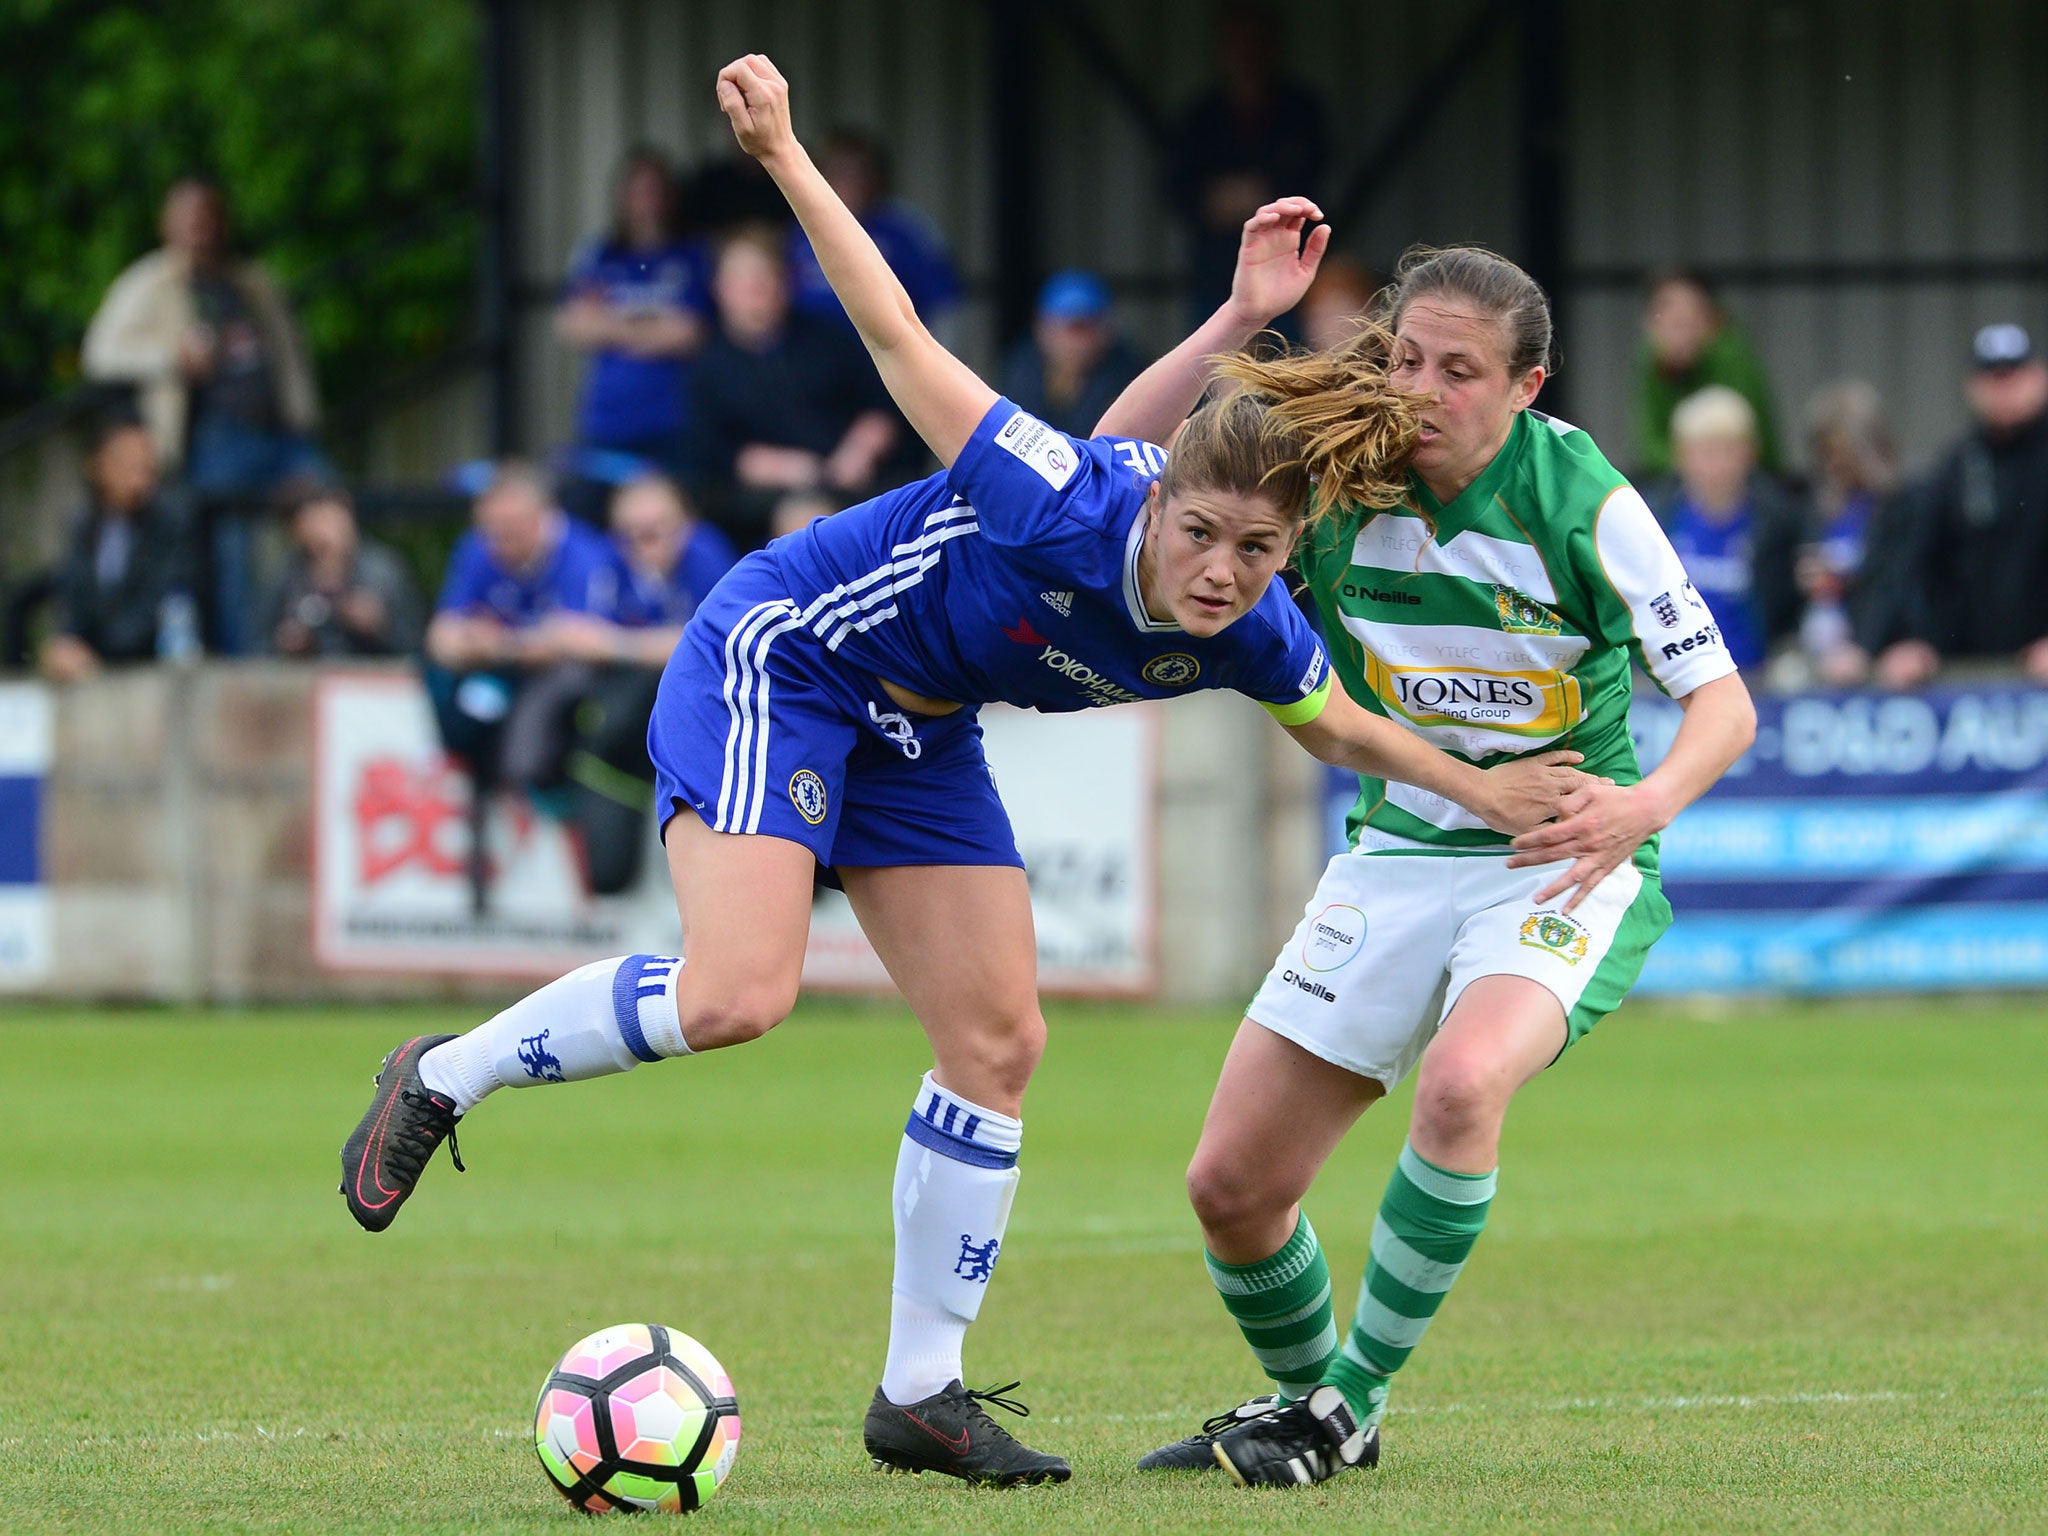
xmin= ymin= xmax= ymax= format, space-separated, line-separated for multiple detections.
xmin=1213 ymin=320 xmax=1425 ymax=523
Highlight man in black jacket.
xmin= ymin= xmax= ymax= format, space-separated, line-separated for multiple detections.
xmin=686 ymin=229 xmax=902 ymax=548
xmin=39 ymin=414 xmax=198 ymax=682
xmin=1863 ymin=324 xmax=2048 ymax=687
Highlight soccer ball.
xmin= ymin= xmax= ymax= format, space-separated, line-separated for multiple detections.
xmin=534 ymin=1323 xmax=742 ymax=1513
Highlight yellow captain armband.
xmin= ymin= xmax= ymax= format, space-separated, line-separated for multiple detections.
xmin=1260 ymin=673 xmax=1333 ymax=727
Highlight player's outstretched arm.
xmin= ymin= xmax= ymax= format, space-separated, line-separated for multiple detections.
xmin=716 ymin=54 xmax=994 ymax=469
xmin=1092 ymin=198 xmax=1330 ymax=444
xmin=1283 ymin=676 xmax=1590 ymax=836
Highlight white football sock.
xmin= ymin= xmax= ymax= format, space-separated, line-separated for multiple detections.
xmin=881 ymin=1072 xmax=1023 ymax=1406
xmin=417 ymin=953 xmax=689 ymax=1114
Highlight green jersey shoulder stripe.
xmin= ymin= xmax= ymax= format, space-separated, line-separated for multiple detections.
xmin=1300 ymin=409 xmax=1736 ymax=856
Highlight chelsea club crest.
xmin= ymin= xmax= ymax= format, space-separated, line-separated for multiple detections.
xmin=789 ymin=769 xmax=829 ymax=825
xmin=1141 ymin=652 xmax=1201 ymax=687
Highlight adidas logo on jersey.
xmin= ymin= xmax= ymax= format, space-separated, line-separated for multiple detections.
xmin=1040 ymin=590 xmax=1074 ymax=617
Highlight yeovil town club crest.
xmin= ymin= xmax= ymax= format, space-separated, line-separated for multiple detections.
xmin=1518 ymin=911 xmax=1589 ymax=965
xmin=1493 ymin=585 xmax=1564 ymax=637
xmin=1141 ymin=652 xmax=1201 ymax=687
xmin=788 ymin=769 xmax=829 ymax=825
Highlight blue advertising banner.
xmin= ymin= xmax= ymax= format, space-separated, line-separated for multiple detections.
xmin=1321 ymin=683 xmax=2048 ymax=993
xmin=1631 ymin=684 xmax=2048 ymax=993
xmin=0 ymin=683 xmax=51 ymax=987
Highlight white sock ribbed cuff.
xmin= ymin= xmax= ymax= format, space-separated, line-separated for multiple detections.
xmin=908 ymin=1072 xmax=1022 ymax=1155
xmin=622 ymin=954 xmax=689 ymax=1058
xmin=415 ymin=953 xmax=686 ymax=1116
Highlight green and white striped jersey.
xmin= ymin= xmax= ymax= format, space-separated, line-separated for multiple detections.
xmin=1299 ymin=408 xmax=1735 ymax=860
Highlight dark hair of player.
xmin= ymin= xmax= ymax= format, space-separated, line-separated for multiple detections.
xmin=1379 ymin=244 xmax=1557 ymax=380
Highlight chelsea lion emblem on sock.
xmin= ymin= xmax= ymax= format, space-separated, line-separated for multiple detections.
xmin=789 ymin=769 xmax=828 ymax=825
xmin=954 ymin=1234 xmax=1001 ymax=1282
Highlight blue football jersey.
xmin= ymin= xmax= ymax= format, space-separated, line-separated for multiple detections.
xmin=1664 ymin=498 xmax=1765 ymax=669
xmin=756 ymin=398 xmax=1330 ymax=715
xmin=436 ymin=517 xmax=614 ymax=627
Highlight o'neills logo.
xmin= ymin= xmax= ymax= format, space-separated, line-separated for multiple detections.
xmin=1281 ymin=969 xmax=1337 ymax=1003
xmin=1341 ymin=580 xmax=1421 ymax=606
xmin=1039 ymin=644 xmax=1142 ymax=706
xmin=1367 ymin=653 xmax=1582 ymax=734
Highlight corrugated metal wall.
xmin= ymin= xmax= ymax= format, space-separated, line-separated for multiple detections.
xmin=1565 ymin=0 xmax=2048 ymax=470
xmin=512 ymin=0 xmax=2047 ymax=477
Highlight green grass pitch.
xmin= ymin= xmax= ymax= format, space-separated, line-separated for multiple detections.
xmin=3 ymin=996 xmax=2043 ymax=1533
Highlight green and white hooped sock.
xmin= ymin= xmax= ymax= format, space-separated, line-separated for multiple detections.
xmin=1325 ymin=1140 xmax=1496 ymax=1431
xmin=1205 ymin=1213 xmax=1340 ymax=1403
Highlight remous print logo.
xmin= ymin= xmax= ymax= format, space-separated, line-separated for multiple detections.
xmin=1141 ymin=652 xmax=1201 ymax=687
xmin=1518 ymin=911 xmax=1589 ymax=965
xmin=789 ymin=769 xmax=829 ymax=825
xmin=1302 ymin=902 xmax=1366 ymax=972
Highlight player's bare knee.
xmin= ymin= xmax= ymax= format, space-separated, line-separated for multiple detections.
xmin=678 ymin=980 xmax=798 ymax=1049
xmin=1186 ymin=1152 xmax=1267 ymax=1239
xmin=966 ymin=1007 xmax=1046 ymax=1101
xmin=1412 ymin=1052 xmax=1507 ymax=1146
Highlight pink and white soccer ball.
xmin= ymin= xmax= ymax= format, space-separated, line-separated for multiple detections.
xmin=533 ymin=1324 xmax=741 ymax=1513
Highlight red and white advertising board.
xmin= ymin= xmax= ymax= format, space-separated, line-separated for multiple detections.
xmin=312 ymin=672 xmax=1157 ymax=995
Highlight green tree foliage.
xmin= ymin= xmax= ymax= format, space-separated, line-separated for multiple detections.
xmin=0 ymin=0 xmax=478 ymax=420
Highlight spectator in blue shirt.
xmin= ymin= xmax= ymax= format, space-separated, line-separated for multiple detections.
xmin=997 ymin=269 xmax=1143 ymax=440
xmin=543 ymin=473 xmax=738 ymax=668
xmin=547 ymin=474 xmax=740 ymax=894
xmin=555 ymin=147 xmax=713 ymax=520
xmin=603 ymin=473 xmax=738 ymax=635
xmin=424 ymin=461 xmax=614 ymax=795
xmin=786 ymin=129 xmax=961 ymax=338
xmin=1648 ymin=385 xmax=1803 ymax=672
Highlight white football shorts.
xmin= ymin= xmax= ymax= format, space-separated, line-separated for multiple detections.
xmin=1247 ymin=849 xmax=1672 ymax=1090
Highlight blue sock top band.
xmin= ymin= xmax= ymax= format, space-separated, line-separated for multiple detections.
xmin=610 ymin=953 xmax=676 ymax=1064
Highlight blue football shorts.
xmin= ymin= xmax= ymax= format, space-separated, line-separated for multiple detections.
xmin=648 ymin=554 xmax=1023 ymax=871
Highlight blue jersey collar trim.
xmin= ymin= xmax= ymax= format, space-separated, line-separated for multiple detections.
xmin=1122 ymin=505 xmax=1183 ymax=634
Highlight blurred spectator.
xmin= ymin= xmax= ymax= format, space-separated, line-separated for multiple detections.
xmin=259 ymin=483 xmax=425 ymax=659
xmin=554 ymin=147 xmax=712 ymax=521
xmin=997 ymin=270 xmax=1143 ymax=439
xmin=788 ymin=129 xmax=962 ymax=339
xmin=39 ymin=415 xmax=198 ymax=683
xmin=1646 ymin=385 xmax=1802 ymax=672
xmin=687 ymin=229 xmax=902 ymax=547
xmin=423 ymin=463 xmax=613 ymax=795
xmin=81 ymin=177 xmax=329 ymax=654
xmin=1789 ymin=382 xmax=1899 ymax=686
xmin=571 ymin=474 xmax=738 ymax=662
xmin=1863 ymin=324 xmax=2048 ymax=688
xmin=1298 ymin=253 xmax=1378 ymax=352
xmin=547 ymin=475 xmax=738 ymax=893
xmin=81 ymin=178 xmax=323 ymax=486
xmin=1632 ymin=268 xmax=1781 ymax=480
xmin=1165 ymin=1 xmax=1329 ymax=330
